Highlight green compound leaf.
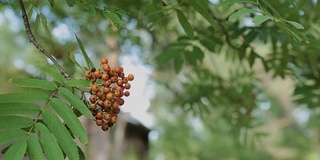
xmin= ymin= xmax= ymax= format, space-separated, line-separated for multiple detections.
xmin=50 ymin=98 xmax=88 ymax=144
xmin=10 ymin=78 xmax=57 ymax=91
xmin=0 ymin=92 xmax=48 ymax=104
xmin=102 ymin=12 xmax=124 ymax=29
xmin=0 ymin=116 xmax=34 ymax=131
xmin=0 ymin=129 xmax=27 ymax=146
xmin=2 ymin=140 xmax=27 ymax=160
xmin=35 ymin=123 xmax=64 ymax=160
xmin=75 ymin=34 xmax=94 ymax=70
xmin=42 ymin=110 xmax=79 ymax=160
xmin=228 ymin=8 xmax=256 ymax=22
xmin=40 ymin=66 xmax=64 ymax=83
xmin=0 ymin=103 xmax=40 ymax=115
xmin=176 ymin=9 xmax=194 ymax=39
xmin=58 ymin=87 xmax=93 ymax=119
xmin=65 ymin=79 xmax=91 ymax=88
xmin=27 ymin=134 xmax=44 ymax=160
xmin=252 ymin=15 xmax=272 ymax=25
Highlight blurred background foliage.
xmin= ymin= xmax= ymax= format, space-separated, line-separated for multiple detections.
xmin=1 ymin=0 xmax=320 ymax=159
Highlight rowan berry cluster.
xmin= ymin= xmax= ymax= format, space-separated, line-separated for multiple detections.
xmin=84 ymin=58 xmax=134 ymax=131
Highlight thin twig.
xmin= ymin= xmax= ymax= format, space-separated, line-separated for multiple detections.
xmin=19 ymin=0 xmax=70 ymax=79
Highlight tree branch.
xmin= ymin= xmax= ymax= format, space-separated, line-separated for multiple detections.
xmin=19 ymin=0 xmax=70 ymax=79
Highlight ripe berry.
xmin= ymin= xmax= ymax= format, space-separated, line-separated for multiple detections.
xmin=106 ymin=93 xmax=114 ymax=101
xmin=103 ymin=100 xmax=111 ymax=108
xmin=96 ymin=91 xmax=104 ymax=99
xmin=124 ymin=83 xmax=131 ymax=89
xmin=103 ymin=87 xmax=111 ymax=93
xmin=113 ymin=108 xmax=120 ymax=114
xmin=96 ymin=119 xmax=103 ymax=126
xmin=84 ymin=71 xmax=91 ymax=79
xmin=112 ymin=101 xmax=119 ymax=109
xmin=97 ymin=100 xmax=104 ymax=107
xmin=110 ymin=76 xmax=117 ymax=83
xmin=101 ymin=58 xmax=108 ymax=65
xmin=124 ymin=91 xmax=130 ymax=97
xmin=118 ymin=98 xmax=125 ymax=105
xmin=117 ymin=79 xmax=123 ymax=86
xmin=104 ymin=113 xmax=112 ymax=121
xmin=101 ymin=74 xmax=109 ymax=81
xmin=102 ymin=64 xmax=110 ymax=73
xmin=89 ymin=103 xmax=96 ymax=110
xmin=96 ymin=111 xmax=103 ymax=119
xmin=111 ymin=116 xmax=117 ymax=124
xmin=127 ymin=74 xmax=134 ymax=81
xmin=91 ymin=84 xmax=100 ymax=92
xmin=89 ymin=95 xmax=98 ymax=103
xmin=114 ymin=90 xmax=121 ymax=97
xmin=114 ymin=66 xmax=123 ymax=75
xmin=101 ymin=123 xmax=109 ymax=131
xmin=94 ymin=70 xmax=102 ymax=79
xmin=104 ymin=81 xmax=111 ymax=87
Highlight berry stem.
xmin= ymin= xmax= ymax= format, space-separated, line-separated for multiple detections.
xmin=18 ymin=0 xmax=71 ymax=80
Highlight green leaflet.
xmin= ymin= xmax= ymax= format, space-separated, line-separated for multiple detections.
xmin=102 ymin=12 xmax=124 ymax=29
xmin=217 ymin=0 xmax=256 ymax=7
xmin=0 ymin=116 xmax=34 ymax=131
xmin=252 ymin=15 xmax=272 ymax=24
xmin=35 ymin=123 xmax=64 ymax=160
xmin=65 ymin=79 xmax=91 ymax=88
xmin=228 ymin=8 xmax=256 ymax=22
xmin=0 ymin=103 xmax=40 ymax=115
xmin=40 ymin=66 xmax=64 ymax=83
xmin=0 ymin=129 xmax=27 ymax=146
xmin=50 ymin=98 xmax=88 ymax=144
xmin=42 ymin=110 xmax=79 ymax=160
xmin=0 ymin=92 xmax=48 ymax=103
xmin=2 ymin=140 xmax=27 ymax=160
xmin=58 ymin=87 xmax=93 ymax=119
xmin=27 ymin=134 xmax=44 ymax=160
xmin=10 ymin=78 xmax=57 ymax=90
xmin=69 ymin=52 xmax=85 ymax=72
xmin=75 ymin=34 xmax=94 ymax=70
xmin=176 ymin=9 xmax=194 ymax=39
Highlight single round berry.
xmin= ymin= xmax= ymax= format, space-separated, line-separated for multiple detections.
xmin=103 ymin=87 xmax=111 ymax=93
xmin=112 ymin=101 xmax=119 ymax=109
xmin=96 ymin=91 xmax=104 ymax=99
xmin=118 ymin=98 xmax=125 ymax=106
xmin=127 ymin=74 xmax=134 ymax=81
xmin=96 ymin=119 xmax=103 ymax=126
xmin=104 ymin=113 xmax=112 ymax=121
xmin=113 ymin=108 xmax=120 ymax=114
xmin=124 ymin=91 xmax=130 ymax=97
xmin=111 ymin=116 xmax=117 ymax=124
xmin=94 ymin=70 xmax=102 ymax=79
xmin=84 ymin=71 xmax=92 ymax=79
xmin=89 ymin=95 xmax=98 ymax=103
xmin=91 ymin=84 xmax=100 ymax=92
xmin=106 ymin=93 xmax=114 ymax=101
xmin=103 ymin=100 xmax=111 ymax=108
xmin=101 ymin=58 xmax=108 ymax=65
xmin=101 ymin=123 xmax=109 ymax=131
xmin=101 ymin=74 xmax=109 ymax=81
xmin=110 ymin=76 xmax=117 ymax=83
xmin=104 ymin=81 xmax=111 ymax=87
xmin=96 ymin=111 xmax=103 ymax=119
xmin=97 ymin=100 xmax=104 ymax=107
xmin=89 ymin=103 xmax=96 ymax=110
xmin=124 ymin=83 xmax=131 ymax=89
xmin=102 ymin=64 xmax=110 ymax=73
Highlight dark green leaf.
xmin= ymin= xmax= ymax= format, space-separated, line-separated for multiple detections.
xmin=47 ymin=0 xmax=54 ymax=7
xmin=0 ymin=92 xmax=48 ymax=104
xmin=41 ymin=66 xmax=64 ymax=83
xmin=58 ymin=87 xmax=93 ymax=119
xmin=186 ymin=0 xmax=220 ymax=29
xmin=35 ymin=123 xmax=64 ymax=160
xmin=217 ymin=0 xmax=256 ymax=7
xmin=66 ymin=0 xmax=76 ymax=7
xmin=50 ymin=98 xmax=88 ymax=144
xmin=42 ymin=110 xmax=79 ymax=160
xmin=78 ymin=146 xmax=86 ymax=160
xmin=176 ymin=9 xmax=194 ymax=39
xmin=248 ymin=50 xmax=256 ymax=68
xmin=88 ymin=4 xmax=96 ymax=17
xmin=27 ymin=134 xmax=44 ymax=160
xmin=173 ymin=54 xmax=183 ymax=73
xmin=244 ymin=31 xmax=258 ymax=44
xmin=0 ymin=116 xmax=34 ymax=131
xmin=65 ymin=79 xmax=91 ymax=88
xmin=253 ymin=15 xmax=272 ymax=24
xmin=228 ymin=8 xmax=256 ymax=22
xmin=75 ymin=34 xmax=94 ymax=70
xmin=10 ymin=78 xmax=57 ymax=90
xmin=0 ymin=103 xmax=40 ymax=115
xmin=2 ymin=140 xmax=27 ymax=160
xmin=69 ymin=52 xmax=85 ymax=72
xmin=184 ymin=47 xmax=204 ymax=66
xmin=102 ymin=12 xmax=124 ymax=28
xmin=0 ymin=129 xmax=27 ymax=146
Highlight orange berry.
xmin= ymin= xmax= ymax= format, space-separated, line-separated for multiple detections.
xmin=101 ymin=74 xmax=109 ymax=81
xmin=104 ymin=100 xmax=111 ymax=108
xmin=84 ymin=71 xmax=91 ymax=79
xmin=111 ymin=116 xmax=117 ymax=124
xmin=113 ymin=108 xmax=120 ymax=114
xmin=93 ymin=70 xmax=102 ymax=79
xmin=96 ymin=91 xmax=104 ymax=99
xmin=101 ymin=58 xmax=108 ymax=65
xmin=89 ymin=103 xmax=96 ymax=110
xmin=106 ymin=92 xmax=114 ymax=100
xmin=102 ymin=64 xmax=110 ymax=72
xmin=97 ymin=100 xmax=104 ymax=107
xmin=112 ymin=101 xmax=119 ymax=109
xmin=124 ymin=83 xmax=131 ymax=89
xmin=96 ymin=111 xmax=103 ymax=119
xmin=110 ymin=76 xmax=117 ymax=83
xmin=89 ymin=95 xmax=97 ymax=103
xmin=104 ymin=113 xmax=112 ymax=121
xmin=127 ymin=74 xmax=134 ymax=81
xmin=117 ymin=79 xmax=123 ymax=86
xmin=91 ymin=84 xmax=100 ymax=92
xmin=103 ymin=87 xmax=111 ymax=93
xmin=118 ymin=98 xmax=125 ymax=105
xmin=114 ymin=66 xmax=123 ymax=75
xmin=114 ymin=90 xmax=121 ymax=97
xmin=96 ymin=119 xmax=103 ymax=126
xmin=104 ymin=81 xmax=111 ymax=87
